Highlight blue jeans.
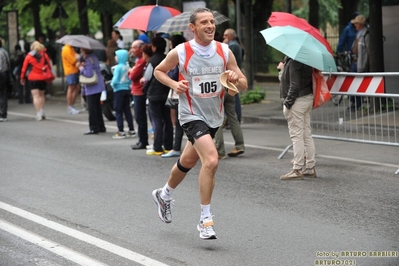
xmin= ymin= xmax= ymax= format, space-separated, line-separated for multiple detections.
xmin=113 ymin=90 xmax=134 ymax=132
xmin=133 ymin=95 xmax=149 ymax=145
xmin=148 ymin=100 xmax=173 ymax=152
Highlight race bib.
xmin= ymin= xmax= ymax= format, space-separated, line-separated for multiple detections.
xmin=192 ymin=74 xmax=222 ymax=98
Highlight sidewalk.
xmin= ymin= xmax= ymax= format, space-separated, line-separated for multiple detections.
xmin=50 ymin=77 xmax=285 ymax=125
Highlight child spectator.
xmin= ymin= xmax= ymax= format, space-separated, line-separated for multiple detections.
xmin=110 ymin=50 xmax=136 ymax=139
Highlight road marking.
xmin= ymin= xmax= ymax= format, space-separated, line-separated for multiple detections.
xmin=0 ymin=202 xmax=169 ymax=266
xmin=0 ymin=219 xmax=107 ymax=266
xmin=242 ymin=143 xmax=399 ymax=169
xmin=9 ymin=111 xmax=397 ymax=169
xmin=8 ymin=111 xmax=119 ymax=130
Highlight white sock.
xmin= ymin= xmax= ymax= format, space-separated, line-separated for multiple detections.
xmin=201 ymin=204 xmax=211 ymax=219
xmin=161 ymin=183 xmax=174 ymax=200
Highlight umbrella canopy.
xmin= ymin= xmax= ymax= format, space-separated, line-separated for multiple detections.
xmin=157 ymin=11 xmax=229 ymax=33
xmin=260 ymin=26 xmax=337 ymax=72
xmin=56 ymin=35 xmax=106 ymax=50
xmin=114 ymin=5 xmax=181 ymax=31
xmin=268 ymin=12 xmax=333 ymax=55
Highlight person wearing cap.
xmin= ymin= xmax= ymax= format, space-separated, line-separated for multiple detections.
xmin=337 ymin=12 xmax=359 ymax=55
xmin=151 ymin=7 xmax=247 ymax=240
xmin=350 ymin=14 xmax=370 ymax=110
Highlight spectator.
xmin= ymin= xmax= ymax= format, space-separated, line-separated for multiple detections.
xmin=61 ymin=44 xmax=81 ymax=114
xmin=112 ymin=30 xmax=124 ymax=49
xmin=20 ymin=41 xmax=53 ymax=121
xmin=214 ymin=91 xmax=245 ymax=159
xmin=37 ymin=33 xmax=56 ymax=97
xmin=279 ymin=56 xmax=316 ymax=180
xmin=110 ymin=49 xmax=136 ymax=139
xmin=77 ymin=48 xmax=106 ymax=135
xmin=105 ymin=39 xmax=118 ymax=67
xmin=337 ymin=12 xmax=359 ymax=54
xmin=144 ymin=36 xmax=173 ymax=156
xmin=161 ymin=34 xmax=186 ymax=158
xmin=137 ymin=30 xmax=150 ymax=44
xmin=129 ymin=40 xmax=150 ymax=150
xmin=223 ymin=28 xmax=243 ymax=123
xmin=350 ymin=14 xmax=370 ymax=111
xmin=0 ymin=40 xmax=11 ymax=122
xmin=13 ymin=44 xmax=30 ymax=104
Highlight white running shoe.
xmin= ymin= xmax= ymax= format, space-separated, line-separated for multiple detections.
xmin=152 ymin=188 xmax=172 ymax=223
xmin=67 ymin=106 xmax=80 ymax=115
xmin=197 ymin=216 xmax=217 ymax=240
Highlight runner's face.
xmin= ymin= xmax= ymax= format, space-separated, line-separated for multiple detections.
xmin=190 ymin=12 xmax=215 ymax=45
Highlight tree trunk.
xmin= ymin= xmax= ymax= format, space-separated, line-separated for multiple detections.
xmin=243 ymin=0 xmax=253 ymax=90
xmin=101 ymin=13 xmax=113 ymax=45
xmin=338 ymin=0 xmax=360 ymax=33
xmin=308 ymin=0 xmax=319 ymax=28
xmin=77 ymin=0 xmax=89 ymax=36
xmin=32 ymin=4 xmax=42 ymax=39
xmin=369 ymin=0 xmax=384 ymax=72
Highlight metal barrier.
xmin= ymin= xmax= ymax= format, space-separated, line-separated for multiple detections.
xmin=279 ymin=72 xmax=399 ymax=174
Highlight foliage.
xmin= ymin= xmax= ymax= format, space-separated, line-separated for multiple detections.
xmin=240 ymin=87 xmax=266 ymax=105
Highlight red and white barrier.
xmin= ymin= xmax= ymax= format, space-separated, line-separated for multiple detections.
xmin=325 ymin=75 xmax=385 ymax=94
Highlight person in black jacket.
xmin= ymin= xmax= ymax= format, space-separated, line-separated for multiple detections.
xmin=280 ymin=56 xmax=316 ymax=180
xmin=14 ymin=44 xmax=31 ymax=104
xmin=144 ymin=36 xmax=173 ymax=155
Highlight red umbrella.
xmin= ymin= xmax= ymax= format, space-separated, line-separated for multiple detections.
xmin=267 ymin=12 xmax=333 ymax=55
xmin=114 ymin=5 xmax=181 ymax=31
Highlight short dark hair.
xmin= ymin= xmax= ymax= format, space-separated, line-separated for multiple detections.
xmin=190 ymin=7 xmax=212 ymax=24
xmin=170 ymin=34 xmax=186 ymax=49
xmin=24 ymin=42 xmax=31 ymax=52
xmin=142 ymin=44 xmax=153 ymax=57
xmin=151 ymin=36 xmax=166 ymax=53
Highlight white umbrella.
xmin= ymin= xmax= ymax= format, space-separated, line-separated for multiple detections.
xmin=56 ymin=35 xmax=106 ymax=50
xmin=157 ymin=11 xmax=229 ymax=33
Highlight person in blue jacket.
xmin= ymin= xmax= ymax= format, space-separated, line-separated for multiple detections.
xmin=110 ymin=49 xmax=136 ymax=139
xmin=336 ymin=12 xmax=359 ymax=55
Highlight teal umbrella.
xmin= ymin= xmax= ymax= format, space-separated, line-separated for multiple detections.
xmin=260 ymin=26 xmax=337 ymax=72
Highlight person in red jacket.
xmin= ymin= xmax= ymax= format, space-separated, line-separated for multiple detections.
xmin=20 ymin=41 xmax=53 ymax=121
xmin=129 ymin=40 xmax=149 ymax=150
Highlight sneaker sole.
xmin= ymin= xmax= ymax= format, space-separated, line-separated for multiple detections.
xmin=227 ymin=150 xmax=244 ymax=157
xmin=197 ymin=224 xmax=217 ymax=240
xmin=280 ymin=176 xmax=304 ymax=180
xmin=152 ymin=190 xmax=171 ymax=224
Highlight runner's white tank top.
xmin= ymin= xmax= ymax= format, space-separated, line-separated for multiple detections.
xmin=175 ymin=39 xmax=229 ymax=128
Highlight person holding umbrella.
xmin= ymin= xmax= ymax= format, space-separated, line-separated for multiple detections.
xmin=279 ymin=56 xmax=316 ymax=180
xmin=151 ymin=7 xmax=247 ymax=240
xmin=77 ymin=48 xmax=106 ymax=135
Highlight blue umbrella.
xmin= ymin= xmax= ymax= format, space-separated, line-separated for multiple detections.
xmin=260 ymin=26 xmax=337 ymax=72
xmin=114 ymin=5 xmax=181 ymax=31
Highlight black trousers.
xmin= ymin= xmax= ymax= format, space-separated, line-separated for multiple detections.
xmin=86 ymin=92 xmax=105 ymax=132
xmin=0 ymin=72 xmax=8 ymax=118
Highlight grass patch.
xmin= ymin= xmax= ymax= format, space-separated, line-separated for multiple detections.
xmin=240 ymin=87 xmax=266 ymax=105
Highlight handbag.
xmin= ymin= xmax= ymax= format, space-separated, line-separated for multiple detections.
xmin=312 ymin=69 xmax=332 ymax=109
xmin=42 ymin=57 xmax=55 ymax=83
xmin=79 ymin=58 xmax=98 ymax=85
xmin=165 ymin=89 xmax=179 ymax=109
xmin=79 ymin=71 xmax=98 ymax=85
